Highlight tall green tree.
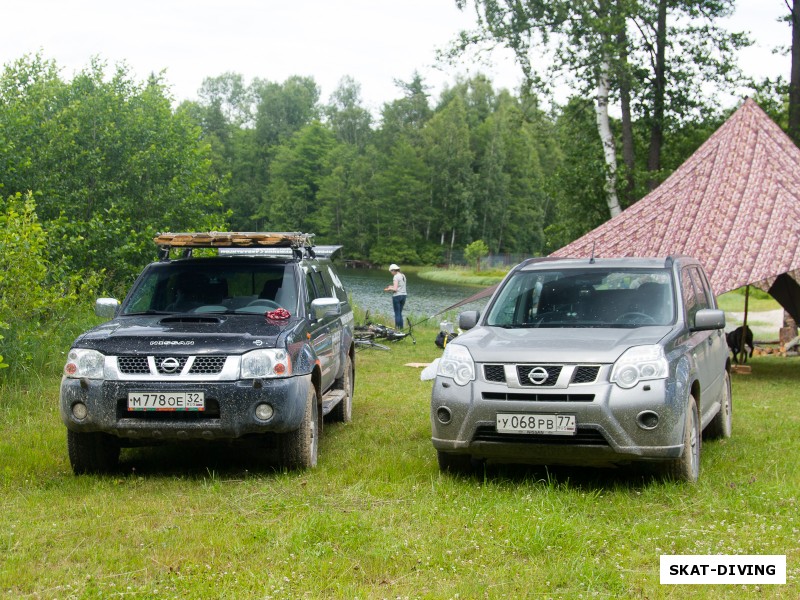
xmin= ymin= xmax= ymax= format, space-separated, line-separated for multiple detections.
xmin=197 ymin=72 xmax=254 ymax=128
xmin=263 ymin=122 xmax=335 ymax=232
xmin=543 ymin=98 xmax=609 ymax=252
xmin=253 ymin=76 xmax=321 ymax=149
xmin=181 ymin=74 xmax=260 ymax=231
xmin=422 ymin=95 xmax=475 ymax=255
xmin=372 ymin=138 xmax=431 ymax=250
xmin=487 ymin=92 xmax=553 ymax=255
xmin=324 ymin=76 xmax=373 ymax=149
xmin=378 ymin=73 xmax=434 ymax=150
xmin=454 ymin=0 xmax=750 ymax=213
xmin=317 ymin=143 xmax=376 ymax=252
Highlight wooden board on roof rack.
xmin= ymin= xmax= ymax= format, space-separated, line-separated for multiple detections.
xmin=153 ymin=232 xmax=314 ymax=249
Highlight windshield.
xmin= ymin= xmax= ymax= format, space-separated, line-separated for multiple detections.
xmin=123 ymin=261 xmax=298 ymax=315
xmin=485 ymin=267 xmax=675 ymax=328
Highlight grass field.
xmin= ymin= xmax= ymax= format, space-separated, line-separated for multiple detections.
xmin=1 ymin=320 xmax=798 ymax=598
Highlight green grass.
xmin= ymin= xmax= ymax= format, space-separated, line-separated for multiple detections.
xmin=1 ymin=321 xmax=798 ymax=598
xmin=716 ymin=288 xmax=781 ymax=313
xmin=417 ymin=266 xmax=506 ymax=287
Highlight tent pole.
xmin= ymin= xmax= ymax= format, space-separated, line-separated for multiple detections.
xmin=740 ymin=285 xmax=750 ymax=364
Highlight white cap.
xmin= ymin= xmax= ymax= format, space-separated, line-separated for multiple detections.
xmin=389 ymin=263 xmax=400 ymax=271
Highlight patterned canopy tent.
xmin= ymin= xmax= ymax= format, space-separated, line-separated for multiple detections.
xmin=551 ymin=98 xmax=800 ymax=322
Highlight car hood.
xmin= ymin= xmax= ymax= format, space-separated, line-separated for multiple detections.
xmin=457 ymin=325 xmax=673 ymax=364
xmin=74 ymin=314 xmax=298 ymax=354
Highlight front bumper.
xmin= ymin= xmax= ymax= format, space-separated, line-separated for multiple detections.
xmin=60 ymin=375 xmax=312 ymax=442
xmin=430 ymin=368 xmax=687 ymax=466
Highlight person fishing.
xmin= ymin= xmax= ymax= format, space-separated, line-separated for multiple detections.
xmin=384 ymin=263 xmax=407 ymax=329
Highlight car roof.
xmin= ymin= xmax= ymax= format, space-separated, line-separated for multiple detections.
xmin=517 ymin=256 xmax=697 ymax=271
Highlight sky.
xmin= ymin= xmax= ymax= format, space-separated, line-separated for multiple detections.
xmin=0 ymin=0 xmax=793 ymax=115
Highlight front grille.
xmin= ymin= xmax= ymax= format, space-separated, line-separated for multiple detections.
xmin=571 ymin=366 xmax=600 ymax=384
xmin=482 ymin=392 xmax=594 ymax=402
xmin=116 ymin=355 xmax=227 ymax=376
xmin=118 ymin=356 xmax=150 ymax=375
xmin=189 ymin=356 xmax=227 ymax=374
xmin=472 ymin=426 xmax=608 ymax=446
xmin=483 ymin=364 xmax=506 ymax=382
xmin=517 ymin=365 xmax=561 ymax=386
xmin=155 ymin=357 xmax=189 ymax=375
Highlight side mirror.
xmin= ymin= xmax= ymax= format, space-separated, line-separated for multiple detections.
xmin=692 ymin=308 xmax=725 ymax=331
xmin=311 ymin=297 xmax=341 ymax=320
xmin=95 ymin=298 xmax=120 ymax=319
xmin=458 ymin=310 xmax=480 ymax=331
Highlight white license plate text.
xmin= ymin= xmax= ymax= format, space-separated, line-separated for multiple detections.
xmin=496 ymin=413 xmax=576 ymax=435
xmin=127 ymin=392 xmax=205 ymax=411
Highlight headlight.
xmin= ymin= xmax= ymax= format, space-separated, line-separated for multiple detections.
xmin=610 ymin=345 xmax=668 ymax=389
xmin=64 ymin=349 xmax=106 ymax=379
xmin=436 ymin=343 xmax=475 ymax=386
xmin=240 ymin=349 xmax=292 ymax=379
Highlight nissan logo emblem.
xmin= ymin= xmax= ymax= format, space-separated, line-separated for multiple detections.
xmin=528 ymin=366 xmax=549 ymax=385
xmin=160 ymin=357 xmax=181 ymax=374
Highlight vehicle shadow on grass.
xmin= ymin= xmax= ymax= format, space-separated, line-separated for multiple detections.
xmin=463 ymin=462 xmax=666 ymax=491
xmin=115 ymin=437 xmax=288 ymax=478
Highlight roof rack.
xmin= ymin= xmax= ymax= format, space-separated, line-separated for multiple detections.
xmin=154 ymin=232 xmax=316 ymax=260
xmin=219 ymin=244 xmax=342 ymax=259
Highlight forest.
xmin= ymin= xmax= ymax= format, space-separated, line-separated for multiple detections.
xmin=1 ymin=0 xmax=797 ymax=375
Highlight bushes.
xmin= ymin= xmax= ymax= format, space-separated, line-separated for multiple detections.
xmin=0 ymin=56 xmax=227 ymax=290
xmin=0 ymin=193 xmax=101 ymax=379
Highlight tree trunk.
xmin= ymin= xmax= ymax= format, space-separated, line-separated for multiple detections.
xmin=789 ymin=0 xmax=800 ymax=145
xmin=595 ymin=58 xmax=622 ymax=218
xmin=647 ymin=0 xmax=668 ymax=191
xmin=617 ymin=27 xmax=636 ymax=203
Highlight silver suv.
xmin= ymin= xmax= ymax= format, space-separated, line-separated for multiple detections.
xmin=430 ymin=256 xmax=731 ymax=482
xmin=60 ymin=232 xmax=355 ymax=473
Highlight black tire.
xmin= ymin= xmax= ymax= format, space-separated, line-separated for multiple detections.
xmin=705 ymin=371 xmax=732 ymax=440
xmin=437 ymin=450 xmax=473 ymax=475
xmin=280 ymin=384 xmax=319 ymax=469
xmin=67 ymin=430 xmax=120 ymax=475
xmin=329 ymin=355 xmax=354 ymax=423
xmin=665 ymin=396 xmax=701 ymax=483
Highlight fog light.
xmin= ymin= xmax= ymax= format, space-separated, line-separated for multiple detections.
xmin=72 ymin=402 xmax=88 ymax=420
xmin=436 ymin=406 xmax=452 ymax=425
xmin=637 ymin=410 xmax=659 ymax=430
xmin=255 ymin=403 xmax=274 ymax=421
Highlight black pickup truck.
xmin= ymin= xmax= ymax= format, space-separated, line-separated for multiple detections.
xmin=59 ymin=232 xmax=355 ymax=473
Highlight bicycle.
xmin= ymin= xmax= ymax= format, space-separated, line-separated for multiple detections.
xmin=354 ymin=329 xmax=391 ymax=351
xmin=354 ymin=312 xmax=415 ymax=350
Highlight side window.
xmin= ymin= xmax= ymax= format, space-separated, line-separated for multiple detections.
xmin=680 ymin=267 xmax=700 ymax=324
xmin=326 ymin=265 xmax=348 ymax=302
xmin=305 ymin=273 xmax=318 ymax=303
xmin=689 ymin=267 xmax=713 ymax=310
xmin=306 ymin=271 xmax=329 ymax=302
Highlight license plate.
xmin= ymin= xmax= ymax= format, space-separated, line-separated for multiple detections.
xmin=127 ymin=392 xmax=205 ymax=411
xmin=496 ymin=413 xmax=576 ymax=435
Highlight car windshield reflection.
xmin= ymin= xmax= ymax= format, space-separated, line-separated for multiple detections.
xmin=486 ymin=268 xmax=675 ymax=328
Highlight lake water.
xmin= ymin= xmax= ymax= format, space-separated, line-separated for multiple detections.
xmin=338 ymin=268 xmax=492 ymax=326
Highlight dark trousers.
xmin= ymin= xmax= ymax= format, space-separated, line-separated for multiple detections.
xmin=392 ymin=295 xmax=406 ymax=329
